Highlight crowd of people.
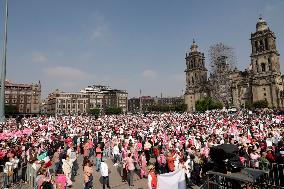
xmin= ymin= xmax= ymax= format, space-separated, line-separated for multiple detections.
xmin=0 ymin=109 xmax=283 ymax=189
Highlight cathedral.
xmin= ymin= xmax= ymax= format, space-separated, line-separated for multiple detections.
xmin=184 ymin=17 xmax=284 ymax=111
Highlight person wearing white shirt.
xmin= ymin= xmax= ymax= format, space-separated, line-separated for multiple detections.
xmin=4 ymin=157 xmax=13 ymax=189
xmin=12 ymin=156 xmax=19 ymax=184
xmin=100 ymin=158 xmax=111 ymax=189
xmin=113 ymin=144 xmax=119 ymax=166
xmin=62 ymin=155 xmax=75 ymax=186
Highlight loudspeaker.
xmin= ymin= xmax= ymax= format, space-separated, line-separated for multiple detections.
xmin=210 ymin=144 xmax=244 ymax=173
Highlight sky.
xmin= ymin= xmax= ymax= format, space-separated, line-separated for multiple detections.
xmin=0 ymin=0 xmax=284 ymax=98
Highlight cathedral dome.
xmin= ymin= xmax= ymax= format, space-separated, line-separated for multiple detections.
xmin=256 ymin=17 xmax=268 ymax=32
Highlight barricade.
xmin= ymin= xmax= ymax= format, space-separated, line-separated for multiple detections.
xmin=203 ymin=161 xmax=284 ymax=189
xmin=244 ymin=160 xmax=284 ymax=188
xmin=0 ymin=164 xmax=13 ymax=188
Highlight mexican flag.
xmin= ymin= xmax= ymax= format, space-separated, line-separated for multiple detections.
xmin=37 ymin=152 xmax=48 ymax=161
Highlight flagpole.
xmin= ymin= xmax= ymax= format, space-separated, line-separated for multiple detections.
xmin=0 ymin=0 xmax=8 ymax=123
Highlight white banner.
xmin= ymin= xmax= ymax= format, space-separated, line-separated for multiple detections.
xmin=157 ymin=169 xmax=186 ymax=189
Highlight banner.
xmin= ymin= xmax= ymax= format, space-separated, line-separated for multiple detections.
xmin=157 ymin=169 xmax=186 ymax=189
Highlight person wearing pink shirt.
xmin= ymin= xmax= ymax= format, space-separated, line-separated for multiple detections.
xmin=250 ymin=149 xmax=260 ymax=168
xmin=55 ymin=170 xmax=67 ymax=189
xmin=126 ymin=153 xmax=135 ymax=186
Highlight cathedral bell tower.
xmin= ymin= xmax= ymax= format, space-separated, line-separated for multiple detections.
xmin=184 ymin=39 xmax=208 ymax=111
xmin=250 ymin=17 xmax=283 ymax=107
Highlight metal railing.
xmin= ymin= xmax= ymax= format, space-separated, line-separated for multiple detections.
xmin=200 ymin=161 xmax=284 ymax=189
xmin=244 ymin=160 xmax=284 ymax=188
xmin=0 ymin=162 xmax=36 ymax=189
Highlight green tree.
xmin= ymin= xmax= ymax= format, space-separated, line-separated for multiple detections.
xmin=5 ymin=105 xmax=18 ymax=115
xmin=147 ymin=103 xmax=187 ymax=113
xmin=195 ymin=99 xmax=209 ymax=112
xmin=105 ymin=107 xmax=123 ymax=115
xmin=89 ymin=108 xmax=100 ymax=116
xmin=195 ymin=97 xmax=223 ymax=112
xmin=244 ymin=101 xmax=253 ymax=109
xmin=253 ymin=100 xmax=268 ymax=109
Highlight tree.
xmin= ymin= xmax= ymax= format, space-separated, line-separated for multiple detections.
xmin=174 ymin=103 xmax=188 ymax=112
xmin=244 ymin=101 xmax=253 ymax=109
xmin=208 ymin=42 xmax=237 ymax=108
xmin=5 ymin=105 xmax=18 ymax=115
xmin=253 ymin=100 xmax=268 ymax=109
xmin=147 ymin=103 xmax=187 ymax=112
xmin=195 ymin=97 xmax=223 ymax=112
xmin=195 ymin=99 xmax=209 ymax=112
xmin=89 ymin=108 xmax=100 ymax=116
xmin=105 ymin=107 xmax=123 ymax=115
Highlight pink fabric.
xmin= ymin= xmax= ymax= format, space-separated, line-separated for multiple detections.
xmin=55 ymin=174 xmax=67 ymax=188
xmin=126 ymin=157 xmax=135 ymax=171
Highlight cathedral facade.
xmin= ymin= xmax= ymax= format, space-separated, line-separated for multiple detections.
xmin=185 ymin=17 xmax=284 ymax=111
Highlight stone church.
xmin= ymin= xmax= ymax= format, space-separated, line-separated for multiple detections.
xmin=184 ymin=17 xmax=284 ymax=111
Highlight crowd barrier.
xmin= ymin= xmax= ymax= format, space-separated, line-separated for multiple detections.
xmin=0 ymin=158 xmax=283 ymax=189
xmin=244 ymin=161 xmax=284 ymax=188
xmin=0 ymin=162 xmax=36 ymax=189
xmin=201 ymin=162 xmax=284 ymax=189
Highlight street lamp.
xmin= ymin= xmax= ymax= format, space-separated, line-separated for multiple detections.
xmin=0 ymin=0 xmax=8 ymax=123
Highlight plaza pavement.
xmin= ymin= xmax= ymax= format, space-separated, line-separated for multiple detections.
xmin=73 ymin=155 xmax=149 ymax=189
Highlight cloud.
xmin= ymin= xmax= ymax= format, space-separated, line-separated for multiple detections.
xmin=32 ymin=51 xmax=48 ymax=63
xmin=44 ymin=66 xmax=92 ymax=80
xmin=141 ymin=69 xmax=158 ymax=79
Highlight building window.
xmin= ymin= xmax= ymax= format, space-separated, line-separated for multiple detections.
xmin=263 ymin=88 xmax=266 ymax=91
xmin=261 ymin=63 xmax=266 ymax=72
xmin=268 ymin=57 xmax=272 ymax=71
xmin=255 ymin=41 xmax=259 ymax=52
xmin=265 ymin=38 xmax=269 ymax=50
xmin=259 ymin=40 xmax=264 ymax=51
xmin=264 ymin=93 xmax=266 ymax=96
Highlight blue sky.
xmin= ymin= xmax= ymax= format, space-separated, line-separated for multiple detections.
xmin=0 ymin=0 xmax=284 ymax=98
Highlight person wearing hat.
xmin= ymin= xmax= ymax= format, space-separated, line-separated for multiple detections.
xmin=100 ymin=157 xmax=111 ymax=189
xmin=266 ymin=148 xmax=276 ymax=163
xmin=147 ymin=164 xmax=157 ymax=189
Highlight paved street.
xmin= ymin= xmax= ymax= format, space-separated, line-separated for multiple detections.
xmin=73 ymin=155 xmax=148 ymax=189
xmin=0 ymin=155 xmax=149 ymax=189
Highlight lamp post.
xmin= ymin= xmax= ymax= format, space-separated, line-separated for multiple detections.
xmin=0 ymin=0 xmax=8 ymax=123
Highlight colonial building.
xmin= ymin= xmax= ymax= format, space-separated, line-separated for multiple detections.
xmin=185 ymin=17 xmax=284 ymax=111
xmin=128 ymin=96 xmax=184 ymax=112
xmin=81 ymin=85 xmax=128 ymax=113
xmin=46 ymin=85 xmax=128 ymax=115
xmin=4 ymin=80 xmax=41 ymax=115
xmin=47 ymin=89 xmax=90 ymax=115
xmin=184 ymin=39 xmax=208 ymax=111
